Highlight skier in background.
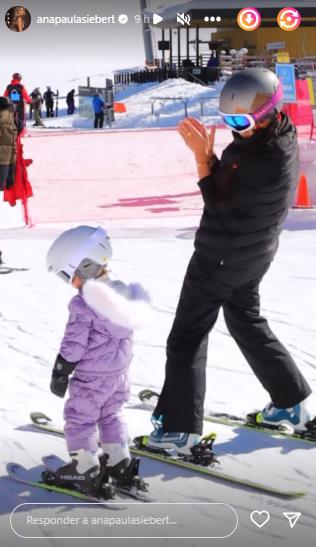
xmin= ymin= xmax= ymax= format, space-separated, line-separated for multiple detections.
xmin=31 ymin=89 xmax=45 ymax=127
xmin=0 ymin=97 xmax=17 ymax=195
xmin=43 ymin=86 xmax=57 ymax=118
xmin=146 ymin=68 xmax=313 ymax=455
xmin=92 ymin=93 xmax=105 ymax=128
xmin=66 ymin=89 xmax=75 ymax=115
xmin=4 ymin=73 xmax=31 ymax=125
xmin=30 ymin=88 xmax=43 ymax=119
xmin=46 ymin=226 xmax=151 ymax=491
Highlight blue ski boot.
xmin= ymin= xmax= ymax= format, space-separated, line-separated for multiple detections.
xmin=257 ymin=399 xmax=312 ymax=431
xmin=146 ymin=416 xmax=200 ymax=455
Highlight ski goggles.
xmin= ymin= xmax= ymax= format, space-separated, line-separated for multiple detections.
xmin=219 ymin=79 xmax=283 ymax=133
xmin=55 ymin=227 xmax=109 ymax=285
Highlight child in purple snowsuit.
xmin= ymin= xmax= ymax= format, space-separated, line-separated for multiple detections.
xmin=46 ymin=225 xmax=150 ymax=491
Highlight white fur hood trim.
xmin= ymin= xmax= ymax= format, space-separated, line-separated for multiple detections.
xmin=82 ymin=279 xmax=151 ymax=330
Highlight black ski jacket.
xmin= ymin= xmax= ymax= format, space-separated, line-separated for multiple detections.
xmin=43 ymin=90 xmax=56 ymax=102
xmin=66 ymin=91 xmax=75 ymax=104
xmin=195 ymin=114 xmax=299 ymax=268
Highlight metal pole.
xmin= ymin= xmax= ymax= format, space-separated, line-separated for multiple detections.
xmin=162 ymin=29 xmax=165 ymax=61
xmin=139 ymin=0 xmax=154 ymax=65
xmin=87 ymin=77 xmax=90 ymax=86
xmin=169 ymin=28 xmax=173 ymax=68
xmin=186 ymin=27 xmax=189 ymax=61
xmin=196 ymin=24 xmax=199 ymax=66
xmin=178 ymin=27 xmax=181 ymax=69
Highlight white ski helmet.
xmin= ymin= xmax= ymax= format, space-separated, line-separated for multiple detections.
xmin=46 ymin=225 xmax=112 ymax=284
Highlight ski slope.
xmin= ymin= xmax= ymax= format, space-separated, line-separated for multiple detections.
xmin=1 ymin=87 xmax=316 ymax=546
xmin=28 ymin=78 xmax=224 ymax=131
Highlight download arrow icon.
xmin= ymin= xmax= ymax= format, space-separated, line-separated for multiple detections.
xmin=238 ymin=8 xmax=261 ymax=30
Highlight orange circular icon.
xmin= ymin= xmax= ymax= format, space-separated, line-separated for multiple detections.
xmin=277 ymin=7 xmax=301 ymax=31
xmin=237 ymin=7 xmax=261 ymax=31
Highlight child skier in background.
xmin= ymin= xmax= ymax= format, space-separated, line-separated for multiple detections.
xmin=46 ymin=225 xmax=151 ymax=492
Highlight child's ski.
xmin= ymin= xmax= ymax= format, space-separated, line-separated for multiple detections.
xmin=7 ymin=462 xmax=126 ymax=508
xmin=42 ymin=454 xmax=155 ymax=503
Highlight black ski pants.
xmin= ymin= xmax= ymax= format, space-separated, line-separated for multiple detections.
xmin=153 ymin=252 xmax=311 ymax=435
xmin=46 ymin=100 xmax=54 ymax=117
xmin=94 ymin=112 xmax=104 ymax=129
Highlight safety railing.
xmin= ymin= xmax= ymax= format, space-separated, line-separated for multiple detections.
xmin=150 ymin=97 xmax=189 ymax=118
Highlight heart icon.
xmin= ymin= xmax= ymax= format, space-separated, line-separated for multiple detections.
xmin=250 ymin=511 xmax=270 ymax=528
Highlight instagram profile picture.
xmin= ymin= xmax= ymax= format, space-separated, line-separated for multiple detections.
xmin=5 ymin=6 xmax=31 ymax=32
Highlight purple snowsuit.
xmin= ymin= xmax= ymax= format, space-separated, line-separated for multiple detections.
xmin=59 ymin=278 xmax=150 ymax=452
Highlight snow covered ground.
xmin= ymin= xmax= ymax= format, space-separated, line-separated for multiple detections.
xmin=1 ymin=83 xmax=316 ymax=546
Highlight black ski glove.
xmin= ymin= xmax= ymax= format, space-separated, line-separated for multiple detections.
xmin=5 ymin=164 xmax=15 ymax=190
xmin=50 ymin=353 xmax=78 ymax=398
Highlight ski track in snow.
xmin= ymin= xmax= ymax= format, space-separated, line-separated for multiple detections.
xmin=1 ymin=110 xmax=316 ymax=545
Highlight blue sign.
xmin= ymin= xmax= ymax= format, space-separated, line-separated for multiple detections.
xmin=276 ymin=63 xmax=297 ymax=104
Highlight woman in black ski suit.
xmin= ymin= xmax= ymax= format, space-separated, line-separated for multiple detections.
xmin=147 ymin=68 xmax=312 ymax=454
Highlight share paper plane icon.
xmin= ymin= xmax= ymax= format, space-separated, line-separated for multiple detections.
xmin=153 ymin=13 xmax=163 ymax=24
xmin=283 ymin=512 xmax=301 ymax=528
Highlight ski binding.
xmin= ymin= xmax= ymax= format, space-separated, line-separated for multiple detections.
xmin=247 ymin=412 xmax=316 ymax=441
xmin=133 ymin=433 xmax=219 ymax=467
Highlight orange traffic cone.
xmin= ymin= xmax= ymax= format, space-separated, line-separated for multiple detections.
xmin=292 ymin=173 xmax=311 ymax=208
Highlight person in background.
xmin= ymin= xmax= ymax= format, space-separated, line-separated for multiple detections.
xmin=66 ymin=89 xmax=75 ymax=115
xmin=43 ymin=86 xmax=57 ymax=118
xmin=4 ymin=73 xmax=31 ymax=123
xmin=92 ymin=93 xmax=105 ymax=129
xmin=29 ymin=88 xmax=43 ymax=120
xmin=207 ymin=52 xmax=219 ymax=83
xmin=0 ymin=97 xmax=16 ymax=194
xmin=0 ymin=96 xmax=17 ymax=264
xmin=32 ymin=89 xmax=45 ymax=127
xmin=207 ymin=53 xmax=218 ymax=68
xmin=3 ymin=105 xmax=34 ymax=227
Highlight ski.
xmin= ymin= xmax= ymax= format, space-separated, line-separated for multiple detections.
xmin=42 ymin=455 xmax=155 ymax=503
xmin=6 ymin=462 xmax=126 ymax=509
xmin=130 ymin=435 xmax=307 ymax=499
xmin=29 ymin=414 xmax=154 ymax=502
xmin=0 ymin=266 xmax=30 ymax=274
xmin=138 ymin=389 xmax=316 ymax=445
xmin=30 ymin=412 xmax=307 ymax=498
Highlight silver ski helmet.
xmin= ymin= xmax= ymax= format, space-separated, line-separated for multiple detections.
xmin=46 ymin=225 xmax=112 ymax=284
xmin=219 ymin=68 xmax=283 ymax=133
